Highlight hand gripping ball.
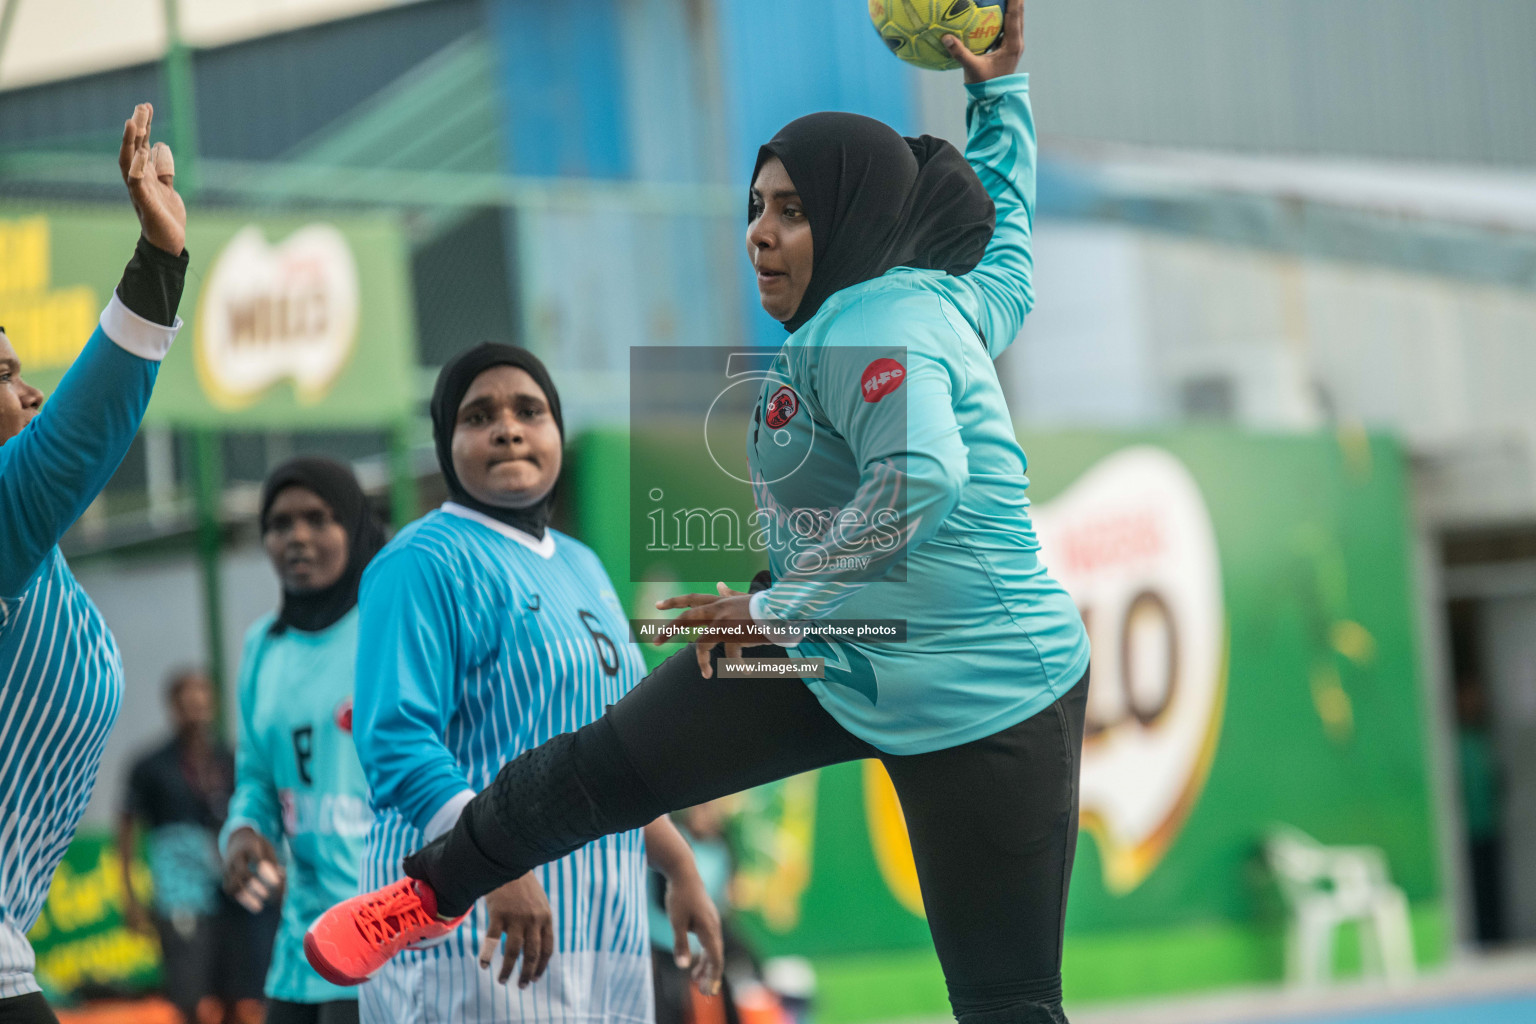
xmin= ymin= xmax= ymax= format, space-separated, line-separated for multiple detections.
xmin=869 ymin=0 xmax=1007 ymax=72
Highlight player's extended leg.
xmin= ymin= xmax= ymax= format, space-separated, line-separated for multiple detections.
xmin=882 ymin=669 xmax=1089 ymax=1024
xmin=409 ymin=643 xmax=876 ymax=915
xmin=306 ymin=643 xmax=874 ymax=983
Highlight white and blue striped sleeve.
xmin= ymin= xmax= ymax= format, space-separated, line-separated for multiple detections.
xmin=352 ymin=545 xmax=475 ymax=833
xmin=0 ymin=296 xmax=179 ymax=598
xmin=221 ymin=620 xmax=284 ymax=855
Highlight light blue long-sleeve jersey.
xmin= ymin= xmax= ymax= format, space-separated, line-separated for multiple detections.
xmin=354 ymin=504 xmax=653 ymax=1023
xmin=220 ymin=610 xmax=371 ymax=1004
xmin=0 ymin=297 xmax=178 ymax=996
xmin=748 ymin=75 xmax=1090 ymax=755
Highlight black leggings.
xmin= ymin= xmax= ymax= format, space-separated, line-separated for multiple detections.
xmin=265 ymin=999 xmax=360 ymax=1024
xmin=0 ymin=994 xmax=57 ymax=1024
xmin=407 ymin=648 xmax=1087 ymax=1024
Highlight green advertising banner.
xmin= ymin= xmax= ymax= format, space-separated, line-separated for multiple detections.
xmin=572 ymin=427 xmax=1445 ymax=1018
xmin=26 ymin=831 xmax=159 ymax=999
xmin=0 ymin=205 xmax=416 ymax=427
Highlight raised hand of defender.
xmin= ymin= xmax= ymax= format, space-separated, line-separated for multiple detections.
xmin=118 ymin=103 xmax=186 ymax=255
xmin=943 ymin=0 xmax=1024 ymax=84
xmin=481 ymin=873 xmax=554 ymax=988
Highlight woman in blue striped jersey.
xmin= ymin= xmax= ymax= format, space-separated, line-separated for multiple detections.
xmin=0 ymin=105 xmax=187 ymax=1022
xmin=341 ymin=345 xmax=721 ymax=1024
xmin=314 ymin=6 xmax=1089 ymax=1023
xmin=218 ymin=458 xmax=388 ymax=1024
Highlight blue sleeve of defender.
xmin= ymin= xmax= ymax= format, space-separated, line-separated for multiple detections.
xmin=756 ymin=299 xmax=970 ymax=624
xmin=0 ymin=322 xmax=161 ymax=598
xmin=221 ymin=620 xmax=285 ymax=854
xmin=935 ymin=73 xmax=1037 ymax=359
xmin=352 ymin=544 xmax=473 ymax=833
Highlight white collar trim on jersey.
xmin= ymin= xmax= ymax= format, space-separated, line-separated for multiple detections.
xmin=440 ymin=502 xmax=557 ymax=559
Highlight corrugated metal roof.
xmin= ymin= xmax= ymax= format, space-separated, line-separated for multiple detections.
xmin=919 ymin=0 xmax=1536 ymax=168
xmin=280 ymin=31 xmax=503 ymax=174
xmin=0 ymin=0 xmax=485 ymax=160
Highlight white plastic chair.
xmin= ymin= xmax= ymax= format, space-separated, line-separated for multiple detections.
xmin=1265 ymin=824 xmax=1416 ymax=988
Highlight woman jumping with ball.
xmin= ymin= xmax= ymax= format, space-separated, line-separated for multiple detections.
xmin=308 ymin=6 xmax=1090 ymax=1023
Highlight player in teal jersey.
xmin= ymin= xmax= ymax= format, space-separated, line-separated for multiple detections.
xmin=220 ymin=459 xmax=387 ymax=1024
xmin=311 ymin=7 xmax=1088 ymax=1022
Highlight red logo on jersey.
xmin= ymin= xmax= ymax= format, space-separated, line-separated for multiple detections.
xmin=766 ymin=385 xmax=799 ymax=429
xmin=335 ymin=698 xmax=353 ymax=734
xmin=861 ymin=358 xmax=906 ymax=403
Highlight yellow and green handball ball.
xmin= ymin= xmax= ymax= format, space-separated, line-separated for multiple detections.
xmin=869 ymin=0 xmax=1007 ymax=72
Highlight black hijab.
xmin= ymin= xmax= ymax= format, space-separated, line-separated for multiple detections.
xmin=260 ymin=457 xmax=387 ymax=635
xmin=430 ymin=343 xmax=564 ymax=540
xmin=754 ymin=112 xmax=995 ymax=333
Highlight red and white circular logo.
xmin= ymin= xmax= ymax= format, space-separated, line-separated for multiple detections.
xmin=766 ymin=385 xmax=799 ymax=429
xmin=860 ymin=358 xmax=906 ymax=403
xmin=335 ymin=698 xmax=353 ymax=734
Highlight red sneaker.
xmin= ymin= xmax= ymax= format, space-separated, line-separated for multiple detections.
xmin=303 ymin=877 xmax=466 ymax=985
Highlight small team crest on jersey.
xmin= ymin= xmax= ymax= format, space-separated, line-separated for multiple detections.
xmin=766 ymin=385 xmax=799 ymax=429
xmin=334 ymin=698 xmax=353 ymax=734
xmin=861 ymin=358 xmax=905 ymax=403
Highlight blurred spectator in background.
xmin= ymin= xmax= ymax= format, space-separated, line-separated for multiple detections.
xmin=1456 ymin=671 xmax=1506 ymax=945
xmin=118 ymin=669 xmax=278 ymax=1024
xmin=219 ymin=457 xmax=385 ymax=1024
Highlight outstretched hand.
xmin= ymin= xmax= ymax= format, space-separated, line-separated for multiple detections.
xmin=481 ymin=873 xmax=554 ymax=988
xmin=118 ymin=103 xmax=187 ymax=256
xmin=655 ymin=582 xmax=771 ymax=679
xmin=942 ymin=0 xmax=1024 ymax=84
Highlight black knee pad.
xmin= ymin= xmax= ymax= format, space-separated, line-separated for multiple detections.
xmin=405 ymin=716 xmax=663 ymax=917
xmin=488 ymin=731 xmax=597 ymax=854
xmin=574 ymin=715 xmax=667 ymax=829
xmin=485 ymin=717 xmax=663 ymax=852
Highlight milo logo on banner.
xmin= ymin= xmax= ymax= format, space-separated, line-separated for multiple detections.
xmin=1033 ymin=446 xmax=1227 ymax=893
xmin=195 ymin=224 xmax=360 ymax=410
xmin=860 ymin=445 xmax=1227 ymax=912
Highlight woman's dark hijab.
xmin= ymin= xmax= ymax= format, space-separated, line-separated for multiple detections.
xmin=260 ymin=457 xmax=387 ymax=635
xmin=754 ymin=112 xmax=995 ymax=333
xmin=430 ymin=343 xmax=564 ymax=541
